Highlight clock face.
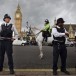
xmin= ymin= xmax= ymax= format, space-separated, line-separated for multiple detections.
xmin=16 ymin=14 xmax=20 ymax=18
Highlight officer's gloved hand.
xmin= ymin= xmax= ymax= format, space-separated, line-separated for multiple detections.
xmin=41 ymin=30 xmax=44 ymax=32
xmin=11 ymin=38 xmax=15 ymax=42
xmin=65 ymin=32 xmax=69 ymax=37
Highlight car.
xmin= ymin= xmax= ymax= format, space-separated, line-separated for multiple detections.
xmin=13 ymin=39 xmax=27 ymax=46
xmin=30 ymin=40 xmax=37 ymax=45
xmin=65 ymin=38 xmax=74 ymax=47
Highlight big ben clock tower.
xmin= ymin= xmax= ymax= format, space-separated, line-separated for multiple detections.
xmin=15 ymin=4 xmax=22 ymax=36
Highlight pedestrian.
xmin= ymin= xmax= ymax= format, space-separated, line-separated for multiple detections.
xmin=52 ymin=18 xmax=70 ymax=75
xmin=0 ymin=14 xmax=18 ymax=74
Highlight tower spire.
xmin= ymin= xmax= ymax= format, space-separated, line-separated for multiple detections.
xmin=17 ymin=0 xmax=20 ymax=10
xmin=17 ymin=3 xmax=20 ymax=10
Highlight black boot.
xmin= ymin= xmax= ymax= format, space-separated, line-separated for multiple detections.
xmin=45 ymin=37 xmax=47 ymax=42
xmin=0 ymin=68 xmax=3 ymax=72
xmin=43 ymin=37 xmax=47 ymax=42
xmin=53 ymin=70 xmax=57 ymax=75
xmin=61 ymin=69 xmax=70 ymax=75
xmin=10 ymin=69 xmax=15 ymax=74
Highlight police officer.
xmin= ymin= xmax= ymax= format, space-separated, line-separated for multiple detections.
xmin=52 ymin=18 xmax=70 ymax=75
xmin=41 ymin=19 xmax=51 ymax=42
xmin=0 ymin=14 xmax=18 ymax=74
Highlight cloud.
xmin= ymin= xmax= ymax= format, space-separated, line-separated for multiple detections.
xmin=0 ymin=0 xmax=76 ymax=30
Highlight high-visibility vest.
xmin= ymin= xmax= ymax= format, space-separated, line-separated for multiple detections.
xmin=43 ymin=23 xmax=51 ymax=32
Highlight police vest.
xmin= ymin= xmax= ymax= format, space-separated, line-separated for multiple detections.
xmin=43 ymin=23 xmax=50 ymax=32
xmin=1 ymin=24 xmax=13 ymax=38
xmin=53 ymin=27 xmax=66 ymax=43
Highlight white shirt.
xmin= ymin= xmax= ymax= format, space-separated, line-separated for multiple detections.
xmin=0 ymin=22 xmax=18 ymax=39
xmin=52 ymin=26 xmax=68 ymax=37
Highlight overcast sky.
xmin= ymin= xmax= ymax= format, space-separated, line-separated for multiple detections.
xmin=0 ymin=0 xmax=76 ymax=29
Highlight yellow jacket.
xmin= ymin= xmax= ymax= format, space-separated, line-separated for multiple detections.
xmin=43 ymin=23 xmax=51 ymax=32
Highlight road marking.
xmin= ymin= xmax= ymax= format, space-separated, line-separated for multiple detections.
xmin=3 ymin=68 xmax=76 ymax=72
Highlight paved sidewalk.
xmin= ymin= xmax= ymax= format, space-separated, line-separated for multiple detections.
xmin=0 ymin=69 xmax=76 ymax=76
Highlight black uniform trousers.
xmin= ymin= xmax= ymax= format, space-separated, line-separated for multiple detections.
xmin=42 ymin=31 xmax=51 ymax=41
xmin=53 ymin=42 xmax=67 ymax=71
xmin=0 ymin=40 xmax=13 ymax=70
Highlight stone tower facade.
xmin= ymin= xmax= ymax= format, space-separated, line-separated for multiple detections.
xmin=15 ymin=4 xmax=22 ymax=36
xmin=68 ymin=24 xmax=75 ymax=40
